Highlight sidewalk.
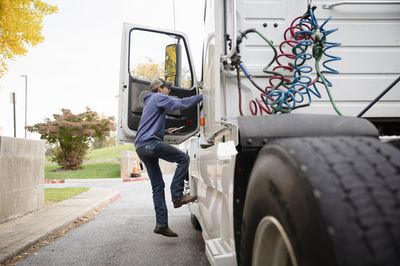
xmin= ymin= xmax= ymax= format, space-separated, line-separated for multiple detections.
xmin=0 ymin=188 xmax=120 ymax=263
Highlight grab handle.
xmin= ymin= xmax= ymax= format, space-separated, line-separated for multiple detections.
xmin=221 ymin=0 xmax=237 ymax=61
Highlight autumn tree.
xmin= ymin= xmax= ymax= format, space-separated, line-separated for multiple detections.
xmin=27 ymin=108 xmax=114 ymax=170
xmin=0 ymin=0 xmax=57 ymax=77
xmin=131 ymin=57 xmax=164 ymax=80
xmin=91 ymin=113 xmax=116 ymax=149
xmin=130 ymin=54 xmax=191 ymax=88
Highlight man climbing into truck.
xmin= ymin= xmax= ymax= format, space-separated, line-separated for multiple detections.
xmin=134 ymin=77 xmax=203 ymax=237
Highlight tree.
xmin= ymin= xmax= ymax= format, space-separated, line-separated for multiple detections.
xmin=0 ymin=0 xmax=57 ymax=77
xmin=91 ymin=113 xmax=116 ymax=149
xmin=91 ymin=135 xmax=115 ymax=149
xmin=130 ymin=57 xmax=164 ymax=80
xmin=27 ymin=108 xmax=114 ymax=170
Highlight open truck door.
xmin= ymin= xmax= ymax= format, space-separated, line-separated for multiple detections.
xmin=118 ymin=23 xmax=200 ymax=144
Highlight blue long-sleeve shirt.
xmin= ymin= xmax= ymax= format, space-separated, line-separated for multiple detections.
xmin=135 ymin=93 xmax=203 ymax=149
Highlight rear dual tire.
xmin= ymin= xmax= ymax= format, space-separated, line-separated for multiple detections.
xmin=240 ymin=137 xmax=400 ymax=266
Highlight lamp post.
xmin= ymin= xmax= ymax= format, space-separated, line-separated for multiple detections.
xmin=10 ymin=92 xmax=16 ymax=137
xmin=21 ymin=75 xmax=28 ymax=139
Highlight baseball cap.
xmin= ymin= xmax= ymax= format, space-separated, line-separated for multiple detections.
xmin=149 ymin=77 xmax=173 ymax=92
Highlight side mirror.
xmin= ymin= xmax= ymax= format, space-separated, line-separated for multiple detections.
xmin=165 ymin=43 xmax=182 ymax=86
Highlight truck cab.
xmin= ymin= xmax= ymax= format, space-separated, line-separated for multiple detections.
xmin=118 ymin=1 xmax=400 ymax=265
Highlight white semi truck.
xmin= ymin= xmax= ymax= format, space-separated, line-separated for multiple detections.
xmin=118 ymin=0 xmax=400 ymax=265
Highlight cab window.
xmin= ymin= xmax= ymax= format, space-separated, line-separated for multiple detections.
xmin=129 ymin=29 xmax=193 ymax=89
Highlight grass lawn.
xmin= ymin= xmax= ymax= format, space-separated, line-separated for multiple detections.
xmin=45 ymin=162 xmax=120 ymax=179
xmin=45 ymin=144 xmax=134 ymax=179
xmin=87 ymin=144 xmax=134 ymax=161
xmin=45 ymin=187 xmax=90 ymax=204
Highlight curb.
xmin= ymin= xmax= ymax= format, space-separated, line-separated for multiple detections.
xmin=122 ymin=177 xmax=149 ymax=182
xmin=109 ymin=191 xmax=122 ymax=202
xmin=44 ymin=179 xmax=65 ymax=184
xmin=0 ymin=189 xmax=120 ymax=264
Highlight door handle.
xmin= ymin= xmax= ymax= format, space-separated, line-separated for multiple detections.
xmin=323 ymin=1 xmax=400 ymax=9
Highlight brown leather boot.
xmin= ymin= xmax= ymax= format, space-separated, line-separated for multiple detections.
xmin=173 ymin=195 xmax=197 ymax=208
xmin=154 ymin=226 xmax=178 ymax=237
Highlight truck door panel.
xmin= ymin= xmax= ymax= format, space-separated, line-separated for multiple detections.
xmin=118 ymin=24 xmax=200 ymax=144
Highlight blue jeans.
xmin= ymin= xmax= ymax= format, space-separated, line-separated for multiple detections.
xmin=136 ymin=140 xmax=189 ymax=227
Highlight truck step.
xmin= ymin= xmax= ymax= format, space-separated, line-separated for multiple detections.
xmin=205 ymin=238 xmax=236 ymax=266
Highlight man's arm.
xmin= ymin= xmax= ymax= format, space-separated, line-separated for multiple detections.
xmin=157 ymin=94 xmax=203 ymax=111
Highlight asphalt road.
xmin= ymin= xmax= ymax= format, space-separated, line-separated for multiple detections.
xmin=19 ymin=177 xmax=209 ymax=266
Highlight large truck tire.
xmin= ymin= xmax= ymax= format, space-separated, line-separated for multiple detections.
xmin=240 ymin=136 xmax=400 ymax=266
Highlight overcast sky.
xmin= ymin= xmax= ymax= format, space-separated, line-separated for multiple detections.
xmin=0 ymin=0 xmax=205 ymax=139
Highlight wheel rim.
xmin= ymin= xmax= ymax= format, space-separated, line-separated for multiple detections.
xmin=252 ymin=216 xmax=298 ymax=266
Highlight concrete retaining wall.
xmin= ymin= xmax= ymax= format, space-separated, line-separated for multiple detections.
xmin=159 ymin=160 xmax=176 ymax=175
xmin=0 ymin=136 xmax=45 ymax=223
xmin=120 ymin=151 xmax=175 ymax=179
xmin=120 ymin=150 xmax=136 ymax=179
xmin=121 ymin=150 xmax=176 ymax=179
